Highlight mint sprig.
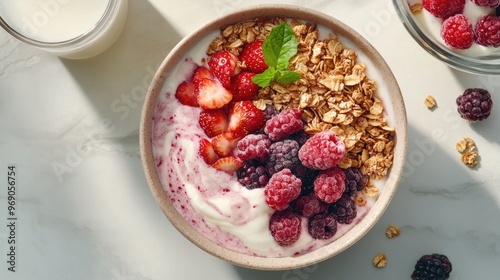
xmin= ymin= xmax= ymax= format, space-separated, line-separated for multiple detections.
xmin=252 ymin=22 xmax=301 ymax=87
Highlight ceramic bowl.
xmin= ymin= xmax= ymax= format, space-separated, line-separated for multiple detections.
xmin=393 ymin=0 xmax=500 ymax=75
xmin=140 ymin=4 xmax=407 ymax=270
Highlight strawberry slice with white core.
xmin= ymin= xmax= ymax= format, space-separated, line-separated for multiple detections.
xmin=198 ymin=138 xmax=219 ymax=165
xmin=175 ymin=81 xmax=198 ymax=107
xmin=227 ymin=101 xmax=265 ymax=135
xmin=198 ymin=108 xmax=229 ymax=138
xmin=211 ymin=131 xmax=243 ymax=157
xmin=195 ymin=78 xmax=233 ymax=109
xmin=212 ymin=156 xmax=244 ymax=173
xmin=192 ymin=66 xmax=214 ymax=85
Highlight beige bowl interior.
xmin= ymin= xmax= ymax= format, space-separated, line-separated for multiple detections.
xmin=140 ymin=4 xmax=407 ymax=270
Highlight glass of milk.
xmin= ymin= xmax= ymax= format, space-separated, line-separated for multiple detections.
xmin=0 ymin=0 xmax=128 ymax=59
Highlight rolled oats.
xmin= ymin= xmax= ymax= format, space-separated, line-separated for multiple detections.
xmin=456 ymin=137 xmax=478 ymax=168
xmin=424 ymin=95 xmax=437 ymax=109
xmin=373 ymin=253 xmax=387 ymax=268
xmin=207 ymin=18 xmax=395 ymax=185
xmin=385 ymin=225 xmax=401 ymax=238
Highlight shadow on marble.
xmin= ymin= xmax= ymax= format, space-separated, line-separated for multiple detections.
xmin=59 ymin=0 xmax=182 ymax=137
xmin=232 ymin=122 xmax=500 ymax=279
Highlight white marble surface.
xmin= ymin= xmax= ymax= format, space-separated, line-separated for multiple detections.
xmin=1 ymin=0 xmax=500 ymax=279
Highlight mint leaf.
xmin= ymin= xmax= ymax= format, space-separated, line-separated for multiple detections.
xmin=275 ymin=70 xmax=301 ymax=84
xmin=252 ymin=67 xmax=277 ymax=87
xmin=262 ymin=22 xmax=299 ymax=70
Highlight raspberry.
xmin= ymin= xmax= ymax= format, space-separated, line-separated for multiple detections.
xmin=411 ymin=254 xmax=452 ymax=280
xmin=233 ymin=134 xmax=271 ymax=161
xmin=294 ymin=193 xmax=328 ymax=218
xmin=441 ymin=14 xmax=474 ymax=49
xmin=329 ymin=195 xmax=357 ymax=224
xmin=269 ymin=210 xmax=302 ymax=246
xmin=471 ymin=0 xmax=500 ymax=8
xmin=264 ymin=108 xmax=304 ymax=141
xmin=423 ymin=0 xmax=465 ymax=19
xmin=236 ymin=161 xmax=269 ymax=190
xmin=308 ymin=212 xmax=338 ymax=240
xmin=343 ymin=167 xmax=368 ymax=197
xmin=266 ymin=139 xmax=300 ymax=175
xmin=313 ymin=167 xmax=346 ymax=203
xmin=264 ymin=169 xmax=302 ymax=211
xmin=474 ymin=14 xmax=500 ymax=47
xmin=298 ymin=130 xmax=346 ymax=170
xmin=456 ymin=88 xmax=493 ymax=122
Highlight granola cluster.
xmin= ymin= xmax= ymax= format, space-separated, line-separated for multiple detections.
xmin=206 ymin=18 xmax=395 ymax=183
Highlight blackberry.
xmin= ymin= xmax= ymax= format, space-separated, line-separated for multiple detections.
xmin=293 ymin=193 xmax=328 ymax=218
xmin=262 ymin=104 xmax=280 ymax=122
xmin=266 ymin=139 xmax=300 ymax=175
xmin=456 ymin=88 xmax=493 ymax=122
xmin=290 ymin=129 xmax=310 ymax=146
xmin=236 ymin=161 xmax=269 ymax=190
xmin=411 ymin=254 xmax=452 ymax=280
xmin=292 ymin=163 xmax=319 ymax=195
xmin=269 ymin=210 xmax=302 ymax=246
xmin=343 ymin=167 xmax=368 ymax=197
xmin=329 ymin=195 xmax=357 ymax=224
xmin=308 ymin=212 xmax=338 ymax=240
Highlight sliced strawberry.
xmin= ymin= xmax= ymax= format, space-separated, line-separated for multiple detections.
xmin=198 ymin=138 xmax=218 ymax=165
xmin=239 ymin=40 xmax=268 ymax=74
xmin=195 ymin=78 xmax=233 ymax=109
xmin=175 ymin=81 xmax=198 ymax=107
xmin=230 ymin=71 xmax=259 ymax=101
xmin=211 ymin=131 xmax=243 ymax=157
xmin=192 ymin=66 xmax=214 ymax=85
xmin=208 ymin=51 xmax=240 ymax=88
xmin=198 ymin=108 xmax=229 ymax=138
xmin=227 ymin=101 xmax=265 ymax=135
xmin=212 ymin=156 xmax=244 ymax=173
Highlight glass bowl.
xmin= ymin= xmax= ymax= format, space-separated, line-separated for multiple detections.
xmin=393 ymin=0 xmax=500 ymax=75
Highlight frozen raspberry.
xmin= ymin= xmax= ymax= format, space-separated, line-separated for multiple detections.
xmin=294 ymin=193 xmax=328 ymax=218
xmin=423 ymin=0 xmax=465 ymax=19
xmin=471 ymin=0 xmax=500 ymax=8
xmin=266 ymin=139 xmax=300 ymax=175
xmin=314 ymin=167 xmax=346 ymax=204
xmin=299 ymin=130 xmax=346 ymax=170
xmin=308 ymin=212 xmax=338 ymax=240
xmin=236 ymin=161 xmax=269 ymax=190
xmin=474 ymin=14 xmax=500 ymax=47
xmin=233 ymin=134 xmax=271 ymax=161
xmin=329 ymin=195 xmax=357 ymax=224
xmin=411 ymin=254 xmax=452 ymax=280
xmin=264 ymin=108 xmax=304 ymax=141
xmin=441 ymin=14 xmax=474 ymax=49
xmin=293 ymin=164 xmax=319 ymax=195
xmin=456 ymin=88 xmax=493 ymax=122
xmin=343 ymin=167 xmax=368 ymax=197
xmin=269 ymin=210 xmax=302 ymax=246
xmin=262 ymin=104 xmax=280 ymax=122
xmin=264 ymin=169 xmax=302 ymax=211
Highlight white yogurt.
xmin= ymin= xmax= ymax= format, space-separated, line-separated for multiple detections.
xmin=411 ymin=0 xmax=499 ymax=57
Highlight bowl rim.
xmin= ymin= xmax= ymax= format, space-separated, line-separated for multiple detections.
xmin=140 ymin=4 xmax=408 ymax=270
xmin=392 ymin=0 xmax=500 ymax=75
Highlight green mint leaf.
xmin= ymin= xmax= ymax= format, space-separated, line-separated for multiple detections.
xmin=275 ymin=70 xmax=301 ymax=84
xmin=252 ymin=67 xmax=277 ymax=87
xmin=262 ymin=22 xmax=299 ymax=70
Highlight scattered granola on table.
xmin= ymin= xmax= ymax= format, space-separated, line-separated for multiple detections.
xmin=386 ymin=225 xmax=401 ymax=238
xmin=373 ymin=253 xmax=388 ymax=268
xmin=424 ymin=95 xmax=437 ymax=109
xmin=455 ymin=137 xmax=478 ymax=168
